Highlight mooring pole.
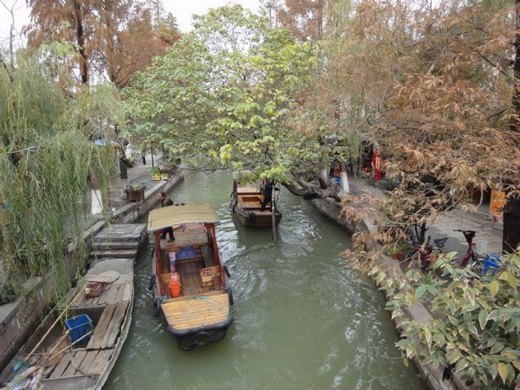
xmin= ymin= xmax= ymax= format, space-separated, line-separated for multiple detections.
xmin=271 ymin=186 xmax=277 ymax=243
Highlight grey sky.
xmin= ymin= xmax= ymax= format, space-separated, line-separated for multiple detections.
xmin=0 ymin=0 xmax=261 ymax=47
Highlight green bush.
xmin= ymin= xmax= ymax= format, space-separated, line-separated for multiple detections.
xmin=0 ymin=282 xmax=18 ymax=305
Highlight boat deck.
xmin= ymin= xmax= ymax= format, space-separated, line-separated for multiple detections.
xmin=159 ymin=223 xmax=209 ymax=249
xmin=40 ymin=348 xmax=113 ymax=381
xmin=161 ymin=292 xmax=230 ymax=332
xmin=237 ymin=194 xmax=265 ymax=209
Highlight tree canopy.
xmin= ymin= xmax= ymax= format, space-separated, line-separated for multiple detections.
xmin=26 ymin=0 xmax=180 ymax=87
xmin=125 ymin=5 xmax=324 ymax=182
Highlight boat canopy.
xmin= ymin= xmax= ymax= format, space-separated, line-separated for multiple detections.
xmin=147 ymin=204 xmax=219 ymax=232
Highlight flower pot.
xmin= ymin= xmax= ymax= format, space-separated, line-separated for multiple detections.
xmin=125 ymin=187 xmax=145 ymax=202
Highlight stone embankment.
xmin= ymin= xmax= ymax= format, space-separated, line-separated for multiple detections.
xmin=0 ymin=160 xmax=184 ymax=371
xmin=310 ymin=176 xmax=503 ymax=390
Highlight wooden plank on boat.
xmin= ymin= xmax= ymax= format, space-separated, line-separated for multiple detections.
xmin=62 ymin=350 xmax=87 ymax=377
xmin=118 ymin=283 xmax=132 ymax=302
xmin=41 ymin=374 xmax=96 ymax=390
xmin=87 ymin=304 xmax=117 ymax=349
xmin=101 ymin=301 xmax=128 ymax=348
xmin=88 ymin=350 xmax=112 ymax=375
xmin=161 ymin=293 xmax=229 ymax=331
xmin=165 ymin=290 xmax=222 ymax=302
xmin=78 ymin=350 xmax=99 ymax=374
xmin=236 ymin=186 xmax=259 ymax=194
xmin=49 ymin=351 xmax=73 ymax=379
xmin=43 ymin=363 xmax=57 ymax=379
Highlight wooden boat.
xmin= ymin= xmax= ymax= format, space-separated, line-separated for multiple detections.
xmin=230 ymin=181 xmax=282 ymax=227
xmin=147 ymin=204 xmax=233 ymax=351
xmin=0 ymin=258 xmax=134 ymax=390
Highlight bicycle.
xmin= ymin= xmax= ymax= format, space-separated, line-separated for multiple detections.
xmin=454 ymin=229 xmax=479 ymax=267
xmin=407 ymin=223 xmax=448 ymax=269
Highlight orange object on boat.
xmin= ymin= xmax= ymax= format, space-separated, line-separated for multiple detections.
xmin=169 ymin=272 xmax=181 ymax=298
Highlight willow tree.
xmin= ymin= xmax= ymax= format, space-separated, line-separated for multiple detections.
xmin=0 ymin=54 xmax=117 ymax=300
xmin=125 ymin=5 xmax=322 ymax=183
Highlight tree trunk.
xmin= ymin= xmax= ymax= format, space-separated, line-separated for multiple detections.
xmin=511 ymin=0 xmax=520 ymax=134
xmin=103 ymin=1 xmax=117 ymax=86
xmin=504 ymin=1 xmax=520 ymax=251
xmin=73 ymin=0 xmax=88 ymax=85
xmin=284 ymin=173 xmax=340 ymax=201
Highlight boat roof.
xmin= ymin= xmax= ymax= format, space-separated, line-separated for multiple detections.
xmin=148 ymin=204 xmax=219 ymax=232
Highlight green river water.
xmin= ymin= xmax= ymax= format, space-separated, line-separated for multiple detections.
xmin=105 ymin=171 xmax=426 ymax=390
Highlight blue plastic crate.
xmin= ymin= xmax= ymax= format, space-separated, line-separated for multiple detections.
xmin=65 ymin=314 xmax=93 ymax=344
xmin=176 ymin=245 xmax=197 ymax=260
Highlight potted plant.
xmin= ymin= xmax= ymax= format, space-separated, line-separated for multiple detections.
xmin=151 ymin=167 xmax=161 ymax=181
xmin=125 ymin=182 xmax=145 ymax=202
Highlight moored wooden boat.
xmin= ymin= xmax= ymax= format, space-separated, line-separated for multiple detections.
xmin=0 ymin=258 xmax=134 ymax=390
xmin=147 ymin=204 xmax=233 ymax=351
xmin=230 ymin=182 xmax=282 ymax=227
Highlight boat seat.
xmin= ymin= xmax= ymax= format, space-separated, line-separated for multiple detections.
xmin=201 ymin=244 xmax=214 ymax=267
xmin=200 ymin=266 xmax=221 ymax=287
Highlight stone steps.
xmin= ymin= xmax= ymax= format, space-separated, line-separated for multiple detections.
xmin=90 ymin=249 xmax=138 ymax=259
xmin=89 ymin=223 xmax=147 ymax=261
xmin=91 ymin=241 xmax=139 ymax=251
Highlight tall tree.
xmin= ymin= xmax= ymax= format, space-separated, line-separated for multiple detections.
xmin=305 ymin=0 xmax=520 ymax=230
xmin=125 ymin=5 xmax=321 ymax=182
xmin=26 ymin=0 xmax=90 ymax=84
xmin=25 ymin=0 xmax=180 ymax=88
xmin=262 ymin=0 xmax=328 ymax=41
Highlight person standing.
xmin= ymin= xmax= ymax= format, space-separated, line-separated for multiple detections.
xmin=141 ymin=147 xmax=147 ymax=165
xmin=261 ymin=179 xmax=274 ymax=211
xmin=159 ymin=192 xmax=175 ymax=241
xmin=119 ymin=156 xmax=128 ymax=199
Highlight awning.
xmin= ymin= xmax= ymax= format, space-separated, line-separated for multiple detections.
xmin=147 ymin=204 xmax=219 ymax=232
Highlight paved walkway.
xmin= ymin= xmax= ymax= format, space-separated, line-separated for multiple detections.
xmin=81 ymin=153 xmax=163 ymax=230
xmin=348 ymin=176 xmax=504 ymax=260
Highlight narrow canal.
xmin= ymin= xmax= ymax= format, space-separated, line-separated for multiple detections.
xmin=106 ymin=171 xmax=425 ymax=389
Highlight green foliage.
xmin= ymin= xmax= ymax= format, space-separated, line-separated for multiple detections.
xmin=0 ymin=280 xmax=17 ymax=305
xmin=0 ymin=54 xmax=117 ymax=300
xmin=125 ymin=5 xmax=325 ymax=182
xmin=383 ymin=252 xmax=520 ymax=388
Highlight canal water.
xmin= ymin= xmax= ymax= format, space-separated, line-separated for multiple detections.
xmin=106 ymin=171 xmax=425 ymax=389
